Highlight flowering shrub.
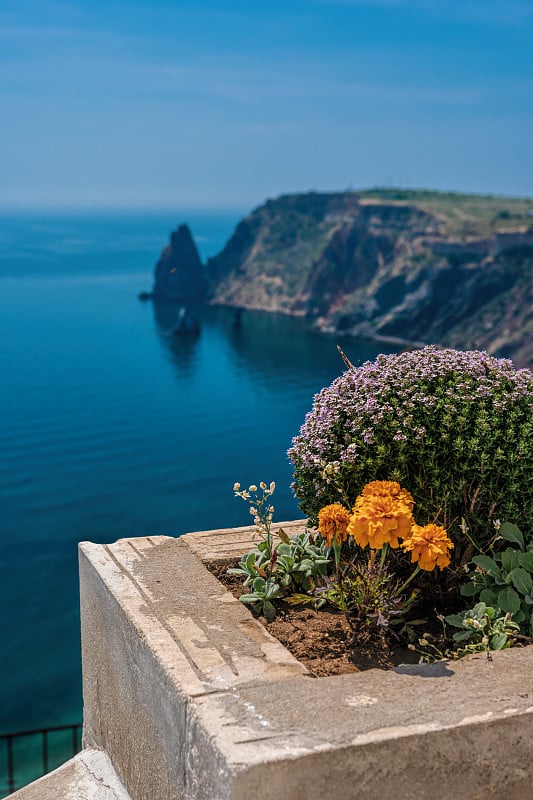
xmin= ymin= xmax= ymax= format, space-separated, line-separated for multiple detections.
xmin=289 ymin=346 xmax=533 ymax=556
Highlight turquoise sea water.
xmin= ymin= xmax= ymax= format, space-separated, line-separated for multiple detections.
xmin=0 ymin=212 xmax=396 ymax=787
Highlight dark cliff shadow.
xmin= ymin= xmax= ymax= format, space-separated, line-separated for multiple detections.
xmin=152 ymin=301 xmax=202 ymax=376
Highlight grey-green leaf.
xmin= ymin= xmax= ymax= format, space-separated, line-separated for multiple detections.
xmin=446 ymin=613 xmax=467 ymax=628
xmin=518 ymin=552 xmax=533 ymax=572
xmin=499 ymin=522 xmax=524 ymax=550
xmin=263 ymin=600 xmax=276 ymax=622
xmin=479 ymin=588 xmax=498 ymax=606
xmin=497 ymin=586 xmax=521 ymax=614
xmin=501 ymin=549 xmax=520 ymax=573
xmin=509 ymin=568 xmax=533 ymax=596
xmin=490 ymin=633 xmax=508 ymax=650
xmin=460 ymin=582 xmax=480 ymax=597
xmin=453 ymin=630 xmax=473 ymax=642
xmin=472 ymin=555 xmax=501 ymax=576
xmin=240 ymin=594 xmax=260 ymax=604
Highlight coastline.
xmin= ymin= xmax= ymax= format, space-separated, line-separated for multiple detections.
xmin=208 ymin=298 xmax=429 ymax=353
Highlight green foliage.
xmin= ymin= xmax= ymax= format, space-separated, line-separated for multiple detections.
xmin=228 ymin=550 xmax=268 ymax=586
xmin=271 ymin=532 xmax=330 ymax=590
xmin=289 ymin=548 xmax=420 ymax=643
xmin=445 ymin=602 xmax=519 ymax=654
xmin=228 ymin=530 xmax=330 ymax=592
xmin=318 ymin=558 xmax=414 ymax=634
xmin=411 ymin=604 xmax=519 ymax=663
xmin=461 ymin=523 xmax=533 ymax=635
xmin=239 ymin=577 xmax=282 ymax=622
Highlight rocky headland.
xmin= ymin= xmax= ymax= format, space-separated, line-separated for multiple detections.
xmin=151 ymin=189 xmax=533 ymax=368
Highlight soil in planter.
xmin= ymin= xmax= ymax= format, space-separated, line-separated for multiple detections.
xmin=206 ymin=561 xmax=421 ymax=677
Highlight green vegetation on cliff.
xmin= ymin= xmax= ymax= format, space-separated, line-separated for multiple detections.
xmin=358 ymin=189 xmax=533 ymax=237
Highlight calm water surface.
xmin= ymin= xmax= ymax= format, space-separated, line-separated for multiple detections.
xmin=0 ymin=213 xmax=395 ymax=751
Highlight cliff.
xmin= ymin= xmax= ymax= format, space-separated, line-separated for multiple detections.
xmin=205 ymin=190 xmax=533 ymax=369
xmin=152 ymin=224 xmax=206 ymax=303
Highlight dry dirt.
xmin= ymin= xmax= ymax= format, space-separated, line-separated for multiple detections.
xmin=206 ymin=561 xmax=420 ymax=676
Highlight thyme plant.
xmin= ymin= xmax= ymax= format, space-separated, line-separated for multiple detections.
xmin=289 ymin=346 xmax=533 ymax=559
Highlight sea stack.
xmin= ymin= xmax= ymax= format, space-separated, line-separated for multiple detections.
xmin=152 ymin=224 xmax=207 ymax=303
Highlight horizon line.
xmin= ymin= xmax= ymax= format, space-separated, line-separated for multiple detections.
xmin=0 ymin=185 xmax=532 ymax=215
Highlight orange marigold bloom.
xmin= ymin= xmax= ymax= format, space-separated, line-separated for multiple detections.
xmin=360 ymin=480 xmax=415 ymax=511
xmin=347 ymin=481 xmax=415 ymax=550
xmin=401 ymin=523 xmax=454 ymax=571
xmin=317 ymin=503 xmax=351 ymax=547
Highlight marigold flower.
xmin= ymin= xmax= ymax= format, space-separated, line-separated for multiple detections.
xmin=401 ymin=523 xmax=454 ymax=571
xmin=361 ymin=480 xmax=415 ymax=510
xmin=318 ymin=503 xmax=351 ymax=547
xmin=348 ymin=481 xmax=414 ymax=549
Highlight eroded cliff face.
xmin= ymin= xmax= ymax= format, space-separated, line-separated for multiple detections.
xmin=204 ymin=191 xmax=533 ymax=369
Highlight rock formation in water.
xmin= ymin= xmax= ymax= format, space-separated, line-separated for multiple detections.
xmin=204 ymin=190 xmax=533 ymax=369
xmin=152 ymin=224 xmax=207 ymax=303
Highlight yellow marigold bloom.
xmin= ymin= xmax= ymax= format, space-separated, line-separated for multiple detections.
xmin=347 ymin=481 xmax=415 ymax=549
xmin=318 ymin=503 xmax=351 ymax=547
xmin=401 ymin=523 xmax=454 ymax=571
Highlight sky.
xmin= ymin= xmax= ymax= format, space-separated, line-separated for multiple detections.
xmin=1 ymin=0 xmax=532 ymax=210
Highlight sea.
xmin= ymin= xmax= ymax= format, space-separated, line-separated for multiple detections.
xmin=0 ymin=211 xmax=396 ymax=790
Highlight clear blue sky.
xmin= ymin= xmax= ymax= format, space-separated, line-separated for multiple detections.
xmin=1 ymin=0 xmax=532 ymax=210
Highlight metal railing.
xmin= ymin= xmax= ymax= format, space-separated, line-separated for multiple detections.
xmin=0 ymin=723 xmax=82 ymax=795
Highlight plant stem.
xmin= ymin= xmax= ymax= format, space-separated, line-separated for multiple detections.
xmin=397 ymin=565 xmax=420 ymax=595
xmin=332 ymin=538 xmax=347 ymax=612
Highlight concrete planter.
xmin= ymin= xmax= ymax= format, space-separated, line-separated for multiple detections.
xmin=78 ymin=522 xmax=533 ymax=800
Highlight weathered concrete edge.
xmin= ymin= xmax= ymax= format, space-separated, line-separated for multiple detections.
xmin=227 ymin=708 xmax=533 ymax=800
xmin=7 ymin=749 xmax=132 ymax=800
xmin=78 ymin=534 xmax=309 ymax=800
xmin=79 ymin=541 xmax=239 ymax=800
